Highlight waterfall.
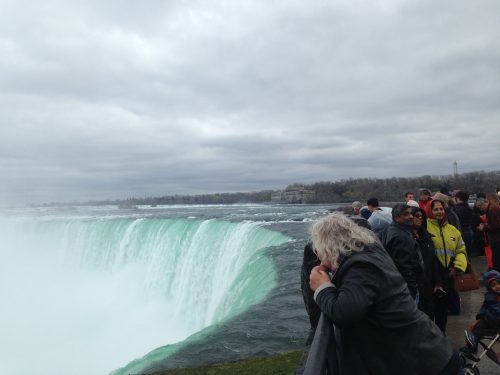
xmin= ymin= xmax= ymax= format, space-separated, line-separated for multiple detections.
xmin=0 ymin=216 xmax=290 ymax=375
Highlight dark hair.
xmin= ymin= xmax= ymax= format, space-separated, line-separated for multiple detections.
xmin=366 ymin=197 xmax=379 ymax=207
xmin=455 ymin=190 xmax=469 ymax=202
xmin=350 ymin=216 xmax=372 ymax=230
xmin=439 ymin=186 xmax=451 ymax=196
xmin=420 ymin=189 xmax=431 ymax=195
xmin=411 ymin=206 xmax=427 ymax=232
xmin=430 ymin=199 xmax=445 ymax=210
xmin=404 ymin=192 xmax=413 ymax=198
xmin=411 ymin=206 xmax=426 ymax=219
xmin=392 ymin=203 xmax=410 ymax=220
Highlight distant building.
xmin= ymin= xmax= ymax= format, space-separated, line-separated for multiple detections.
xmin=272 ymin=185 xmax=315 ymax=204
xmin=271 ymin=191 xmax=285 ymax=202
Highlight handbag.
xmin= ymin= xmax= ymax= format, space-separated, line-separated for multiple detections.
xmin=453 ymin=259 xmax=480 ymax=292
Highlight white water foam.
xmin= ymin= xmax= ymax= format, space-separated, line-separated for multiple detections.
xmin=0 ymin=216 xmax=289 ymax=375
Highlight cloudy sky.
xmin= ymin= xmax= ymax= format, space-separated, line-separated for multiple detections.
xmin=1 ymin=0 xmax=499 ymax=205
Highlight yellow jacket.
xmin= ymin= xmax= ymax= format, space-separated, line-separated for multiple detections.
xmin=426 ymin=218 xmax=467 ymax=272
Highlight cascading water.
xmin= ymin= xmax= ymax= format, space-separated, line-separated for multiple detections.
xmin=0 ymin=214 xmax=290 ymax=375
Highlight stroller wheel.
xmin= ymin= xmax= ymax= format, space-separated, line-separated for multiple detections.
xmin=463 ymin=364 xmax=480 ymax=375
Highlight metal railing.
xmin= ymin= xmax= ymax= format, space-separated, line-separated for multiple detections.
xmin=303 ymin=313 xmax=339 ymax=375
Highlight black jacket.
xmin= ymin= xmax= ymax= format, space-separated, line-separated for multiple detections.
xmin=446 ymin=208 xmax=462 ymax=231
xmin=300 ymin=242 xmax=321 ymax=329
xmin=414 ymin=229 xmax=442 ymax=318
xmin=453 ymin=202 xmax=473 ymax=231
xmin=384 ymin=222 xmax=424 ymax=298
xmin=315 ymin=243 xmax=453 ymax=375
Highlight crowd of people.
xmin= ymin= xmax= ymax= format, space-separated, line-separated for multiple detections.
xmin=300 ymin=187 xmax=500 ymax=375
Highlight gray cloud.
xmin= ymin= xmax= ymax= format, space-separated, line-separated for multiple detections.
xmin=1 ymin=0 xmax=500 ymax=205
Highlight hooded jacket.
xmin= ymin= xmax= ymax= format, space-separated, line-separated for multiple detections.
xmin=479 ymin=270 xmax=500 ymax=322
xmin=314 ymin=243 xmax=454 ymax=375
xmin=367 ymin=208 xmax=392 ymax=239
xmin=426 ymin=200 xmax=467 ymax=272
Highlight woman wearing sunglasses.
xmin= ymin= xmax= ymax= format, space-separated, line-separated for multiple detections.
xmin=410 ymin=206 xmax=443 ymax=320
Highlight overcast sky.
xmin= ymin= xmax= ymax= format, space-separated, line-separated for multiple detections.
xmin=1 ymin=0 xmax=499 ymax=205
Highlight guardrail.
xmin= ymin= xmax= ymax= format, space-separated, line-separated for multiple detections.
xmin=303 ymin=313 xmax=339 ymax=375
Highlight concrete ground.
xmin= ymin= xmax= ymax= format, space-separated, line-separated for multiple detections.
xmin=447 ymin=256 xmax=499 ymax=375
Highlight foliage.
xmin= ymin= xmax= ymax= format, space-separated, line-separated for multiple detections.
xmin=146 ymin=351 xmax=303 ymax=375
xmin=305 ymin=170 xmax=500 ymax=203
xmin=40 ymin=170 xmax=500 ymax=206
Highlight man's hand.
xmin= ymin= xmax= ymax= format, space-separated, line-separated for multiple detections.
xmin=309 ymin=265 xmax=331 ymax=291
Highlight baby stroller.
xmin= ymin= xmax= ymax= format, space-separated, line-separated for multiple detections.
xmin=460 ymin=327 xmax=500 ymax=374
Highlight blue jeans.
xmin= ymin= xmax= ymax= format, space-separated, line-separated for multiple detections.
xmin=439 ymin=351 xmax=464 ymax=375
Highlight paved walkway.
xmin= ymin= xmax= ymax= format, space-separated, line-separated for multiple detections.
xmin=447 ymin=256 xmax=499 ymax=375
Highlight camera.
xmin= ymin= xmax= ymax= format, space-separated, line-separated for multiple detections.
xmin=435 ymin=288 xmax=447 ymax=298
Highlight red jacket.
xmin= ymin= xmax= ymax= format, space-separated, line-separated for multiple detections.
xmin=418 ymin=199 xmax=431 ymax=211
xmin=486 ymin=204 xmax=500 ymax=244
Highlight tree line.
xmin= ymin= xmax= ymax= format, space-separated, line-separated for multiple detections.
xmin=41 ymin=170 xmax=500 ymax=206
xmin=301 ymin=170 xmax=500 ymax=203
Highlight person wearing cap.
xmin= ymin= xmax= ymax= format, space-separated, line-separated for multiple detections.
xmin=418 ymin=189 xmax=432 ymax=211
xmin=426 ymin=198 xmax=467 ymax=333
xmin=461 ymin=269 xmax=500 ymax=354
xmin=406 ymin=200 xmax=420 ymax=208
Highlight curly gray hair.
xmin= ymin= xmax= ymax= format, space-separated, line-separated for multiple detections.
xmin=310 ymin=213 xmax=377 ymax=268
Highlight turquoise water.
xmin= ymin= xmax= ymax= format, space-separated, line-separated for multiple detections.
xmin=0 ymin=204 xmax=336 ymax=375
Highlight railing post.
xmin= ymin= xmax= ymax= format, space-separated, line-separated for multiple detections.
xmin=303 ymin=313 xmax=339 ymax=375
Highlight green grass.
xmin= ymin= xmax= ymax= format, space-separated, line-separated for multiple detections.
xmin=146 ymin=350 xmax=304 ymax=375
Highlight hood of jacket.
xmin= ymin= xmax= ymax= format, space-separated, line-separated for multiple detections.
xmin=425 ymin=199 xmax=448 ymax=225
xmin=484 ymin=269 xmax=500 ymax=292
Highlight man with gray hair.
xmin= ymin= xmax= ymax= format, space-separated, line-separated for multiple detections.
xmin=384 ymin=203 xmax=425 ymax=300
xmin=351 ymin=201 xmax=362 ymax=215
